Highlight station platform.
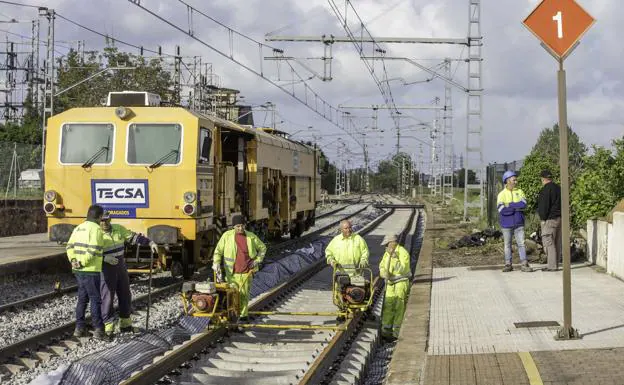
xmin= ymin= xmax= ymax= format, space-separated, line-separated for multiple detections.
xmin=0 ymin=232 xmax=67 ymax=277
xmin=387 ymin=210 xmax=624 ymax=385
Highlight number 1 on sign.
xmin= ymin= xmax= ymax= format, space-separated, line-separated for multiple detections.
xmin=552 ymin=11 xmax=563 ymax=39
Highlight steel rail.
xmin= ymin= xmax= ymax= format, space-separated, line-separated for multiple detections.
xmin=300 ymin=207 xmax=416 ymax=384
xmin=0 ymin=280 xmax=183 ymax=362
xmin=119 ymin=204 xmax=394 ymax=385
xmin=0 ymin=203 xmax=359 ymax=316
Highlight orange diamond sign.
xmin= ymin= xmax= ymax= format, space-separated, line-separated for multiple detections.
xmin=523 ymin=0 xmax=595 ymax=59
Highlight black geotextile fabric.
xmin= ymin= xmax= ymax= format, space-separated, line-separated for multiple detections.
xmin=58 ymin=316 xmax=211 ymax=385
xmin=250 ymin=237 xmax=329 ymax=298
xmin=57 ymin=239 xmax=330 ymax=385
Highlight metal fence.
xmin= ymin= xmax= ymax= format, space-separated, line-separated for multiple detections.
xmin=486 ymin=160 xmax=524 ymax=228
xmin=0 ymin=141 xmax=42 ymax=200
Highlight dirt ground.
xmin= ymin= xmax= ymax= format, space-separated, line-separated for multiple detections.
xmin=428 ymin=201 xmax=543 ymax=268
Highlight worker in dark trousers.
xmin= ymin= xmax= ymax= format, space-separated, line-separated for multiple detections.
xmin=100 ymin=211 xmax=159 ymax=336
xmin=66 ymin=204 xmax=108 ymax=340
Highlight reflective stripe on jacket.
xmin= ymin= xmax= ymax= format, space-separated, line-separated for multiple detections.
xmin=66 ymin=221 xmax=104 ymax=273
xmin=497 ymin=188 xmax=527 ymax=228
xmin=102 ymin=224 xmax=150 ymax=258
xmin=325 ymin=233 xmax=369 ymax=268
xmin=213 ymin=229 xmax=267 ymax=278
xmin=379 ymin=244 xmax=411 ymax=284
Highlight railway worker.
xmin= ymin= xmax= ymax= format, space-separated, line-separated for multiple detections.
xmin=212 ymin=214 xmax=267 ymax=322
xmin=99 ymin=211 xmax=159 ymax=336
xmin=537 ymin=169 xmax=562 ymax=271
xmin=498 ymin=171 xmax=533 ymax=273
xmin=325 ymin=219 xmax=370 ymax=274
xmin=66 ymin=204 xmax=107 ymax=340
xmin=379 ymin=233 xmax=411 ymax=342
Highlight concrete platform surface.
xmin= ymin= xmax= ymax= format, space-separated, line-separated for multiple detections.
xmin=429 ymin=263 xmax=624 ymax=355
xmin=0 ymin=233 xmax=64 ymax=262
xmin=0 ymin=232 xmax=67 ymax=276
xmin=400 ymin=261 xmax=624 ymax=385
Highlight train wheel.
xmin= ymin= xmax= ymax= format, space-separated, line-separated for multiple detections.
xmin=171 ymin=261 xmax=183 ymax=278
xmin=182 ymin=245 xmax=193 ymax=279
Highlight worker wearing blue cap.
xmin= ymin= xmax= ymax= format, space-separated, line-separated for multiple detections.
xmin=497 ymin=171 xmax=532 ymax=272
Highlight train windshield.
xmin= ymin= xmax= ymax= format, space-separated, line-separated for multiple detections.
xmin=60 ymin=123 xmax=114 ymax=165
xmin=127 ymin=123 xmax=182 ymax=165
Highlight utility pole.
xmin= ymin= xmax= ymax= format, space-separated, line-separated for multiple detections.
xmin=39 ymin=8 xmax=54 ymax=169
xmin=463 ymin=0 xmax=485 ymax=221
xmin=443 ymin=58 xmax=454 ymax=203
xmin=173 ymin=45 xmax=181 ymax=104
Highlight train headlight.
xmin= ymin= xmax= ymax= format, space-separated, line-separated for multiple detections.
xmin=183 ymin=191 xmax=196 ymax=203
xmin=115 ymin=106 xmax=131 ymax=120
xmin=182 ymin=204 xmax=196 ymax=215
xmin=44 ymin=190 xmax=57 ymax=202
xmin=44 ymin=202 xmax=56 ymax=214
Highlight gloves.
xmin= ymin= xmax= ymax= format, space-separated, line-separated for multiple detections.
xmin=213 ymin=264 xmax=223 ymax=283
xmin=250 ymin=260 xmax=262 ymax=271
xmin=104 ymin=255 xmax=119 ymax=266
xmin=71 ymin=259 xmax=82 ymax=270
xmin=149 ymin=241 xmax=159 ymax=254
xmin=359 ymin=260 xmax=370 ymax=269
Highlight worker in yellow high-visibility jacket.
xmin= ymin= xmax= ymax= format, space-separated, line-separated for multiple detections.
xmin=213 ymin=214 xmax=267 ymax=322
xmin=66 ymin=204 xmax=108 ymax=340
xmin=325 ymin=219 xmax=369 ymax=319
xmin=379 ymin=233 xmax=412 ymax=341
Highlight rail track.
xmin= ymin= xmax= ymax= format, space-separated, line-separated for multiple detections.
xmin=114 ymin=202 xmax=421 ymax=385
xmin=0 ymin=198 xmax=387 ymax=381
xmin=0 ymin=202 xmax=361 ymax=316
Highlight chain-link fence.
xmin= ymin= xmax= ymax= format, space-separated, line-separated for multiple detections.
xmin=0 ymin=141 xmax=42 ymax=200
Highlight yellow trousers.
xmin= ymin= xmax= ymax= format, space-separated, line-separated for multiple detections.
xmin=231 ymin=272 xmax=253 ymax=318
xmin=381 ymin=280 xmax=409 ymax=338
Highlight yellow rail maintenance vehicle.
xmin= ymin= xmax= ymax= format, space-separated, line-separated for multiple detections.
xmin=43 ymin=91 xmax=324 ymax=278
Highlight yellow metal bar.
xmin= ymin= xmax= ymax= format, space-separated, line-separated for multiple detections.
xmin=248 ymin=311 xmax=347 ymax=317
xmin=237 ymin=323 xmax=345 ymax=331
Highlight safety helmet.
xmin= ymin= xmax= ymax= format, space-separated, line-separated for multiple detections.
xmin=502 ymin=170 xmax=517 ymax=184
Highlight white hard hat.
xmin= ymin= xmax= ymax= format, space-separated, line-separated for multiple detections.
xmin=381 ymin=234 xmax=398 ymax=246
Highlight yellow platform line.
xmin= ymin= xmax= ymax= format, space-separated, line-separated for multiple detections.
xmin=518 ymin=352 xmax=544 ymax=385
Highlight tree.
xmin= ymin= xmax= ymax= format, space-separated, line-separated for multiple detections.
xmin=518 ymin=124 xmax=587 ymax=214
xmin=530 ymin=124 xmax=586 ymax=180
xmin=55 ymin=45 xmax=174 ymax=113
xmin=570 ymin=146 xmax=617 ymax=228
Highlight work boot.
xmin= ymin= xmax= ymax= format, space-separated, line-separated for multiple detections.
xmin=119 ymin=318 xmax=138 ymax=333
xmin=520 ymin=262 xmax=533 ymax=272
xmin=93 ymin=328 xmax=112 ymax=341
xmin=73 ymin=328 xmax=88 ymax=338
xmin=120 ymin=326 xmax=141 ymax=333
xmin=502 ymin=264 xmax=513 ymax=272
xmin=104 ymin=322 xmax=115 ymax=337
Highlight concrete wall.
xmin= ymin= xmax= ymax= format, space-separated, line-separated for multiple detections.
xmin=0 ymin=199 xmax=46 ymax=237
xmin=607 ymin=213 xmax=624 ymax=279
xmin=588 ymin=213 xmax=624 ymax=279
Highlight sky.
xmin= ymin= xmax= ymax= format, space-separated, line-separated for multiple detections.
xmin=1 ymin=0 xmax=621 ymax=171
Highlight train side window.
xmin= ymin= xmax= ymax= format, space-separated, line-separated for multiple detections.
xmin=199 ymin=128 xmax=212 ymax=164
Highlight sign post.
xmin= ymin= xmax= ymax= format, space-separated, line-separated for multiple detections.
xmin=523 ymin=0 xmax=595 ymax=340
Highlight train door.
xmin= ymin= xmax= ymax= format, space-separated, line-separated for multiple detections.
xmin=220 ymin=130 xmax=250 ymax=219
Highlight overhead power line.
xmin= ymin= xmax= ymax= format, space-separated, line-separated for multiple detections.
xmin=127 ymin=0 xmax=364 ymax=149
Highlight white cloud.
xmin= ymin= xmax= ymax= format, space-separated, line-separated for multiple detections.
xmin=1 ymin=0 xmax=621 ymax=167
